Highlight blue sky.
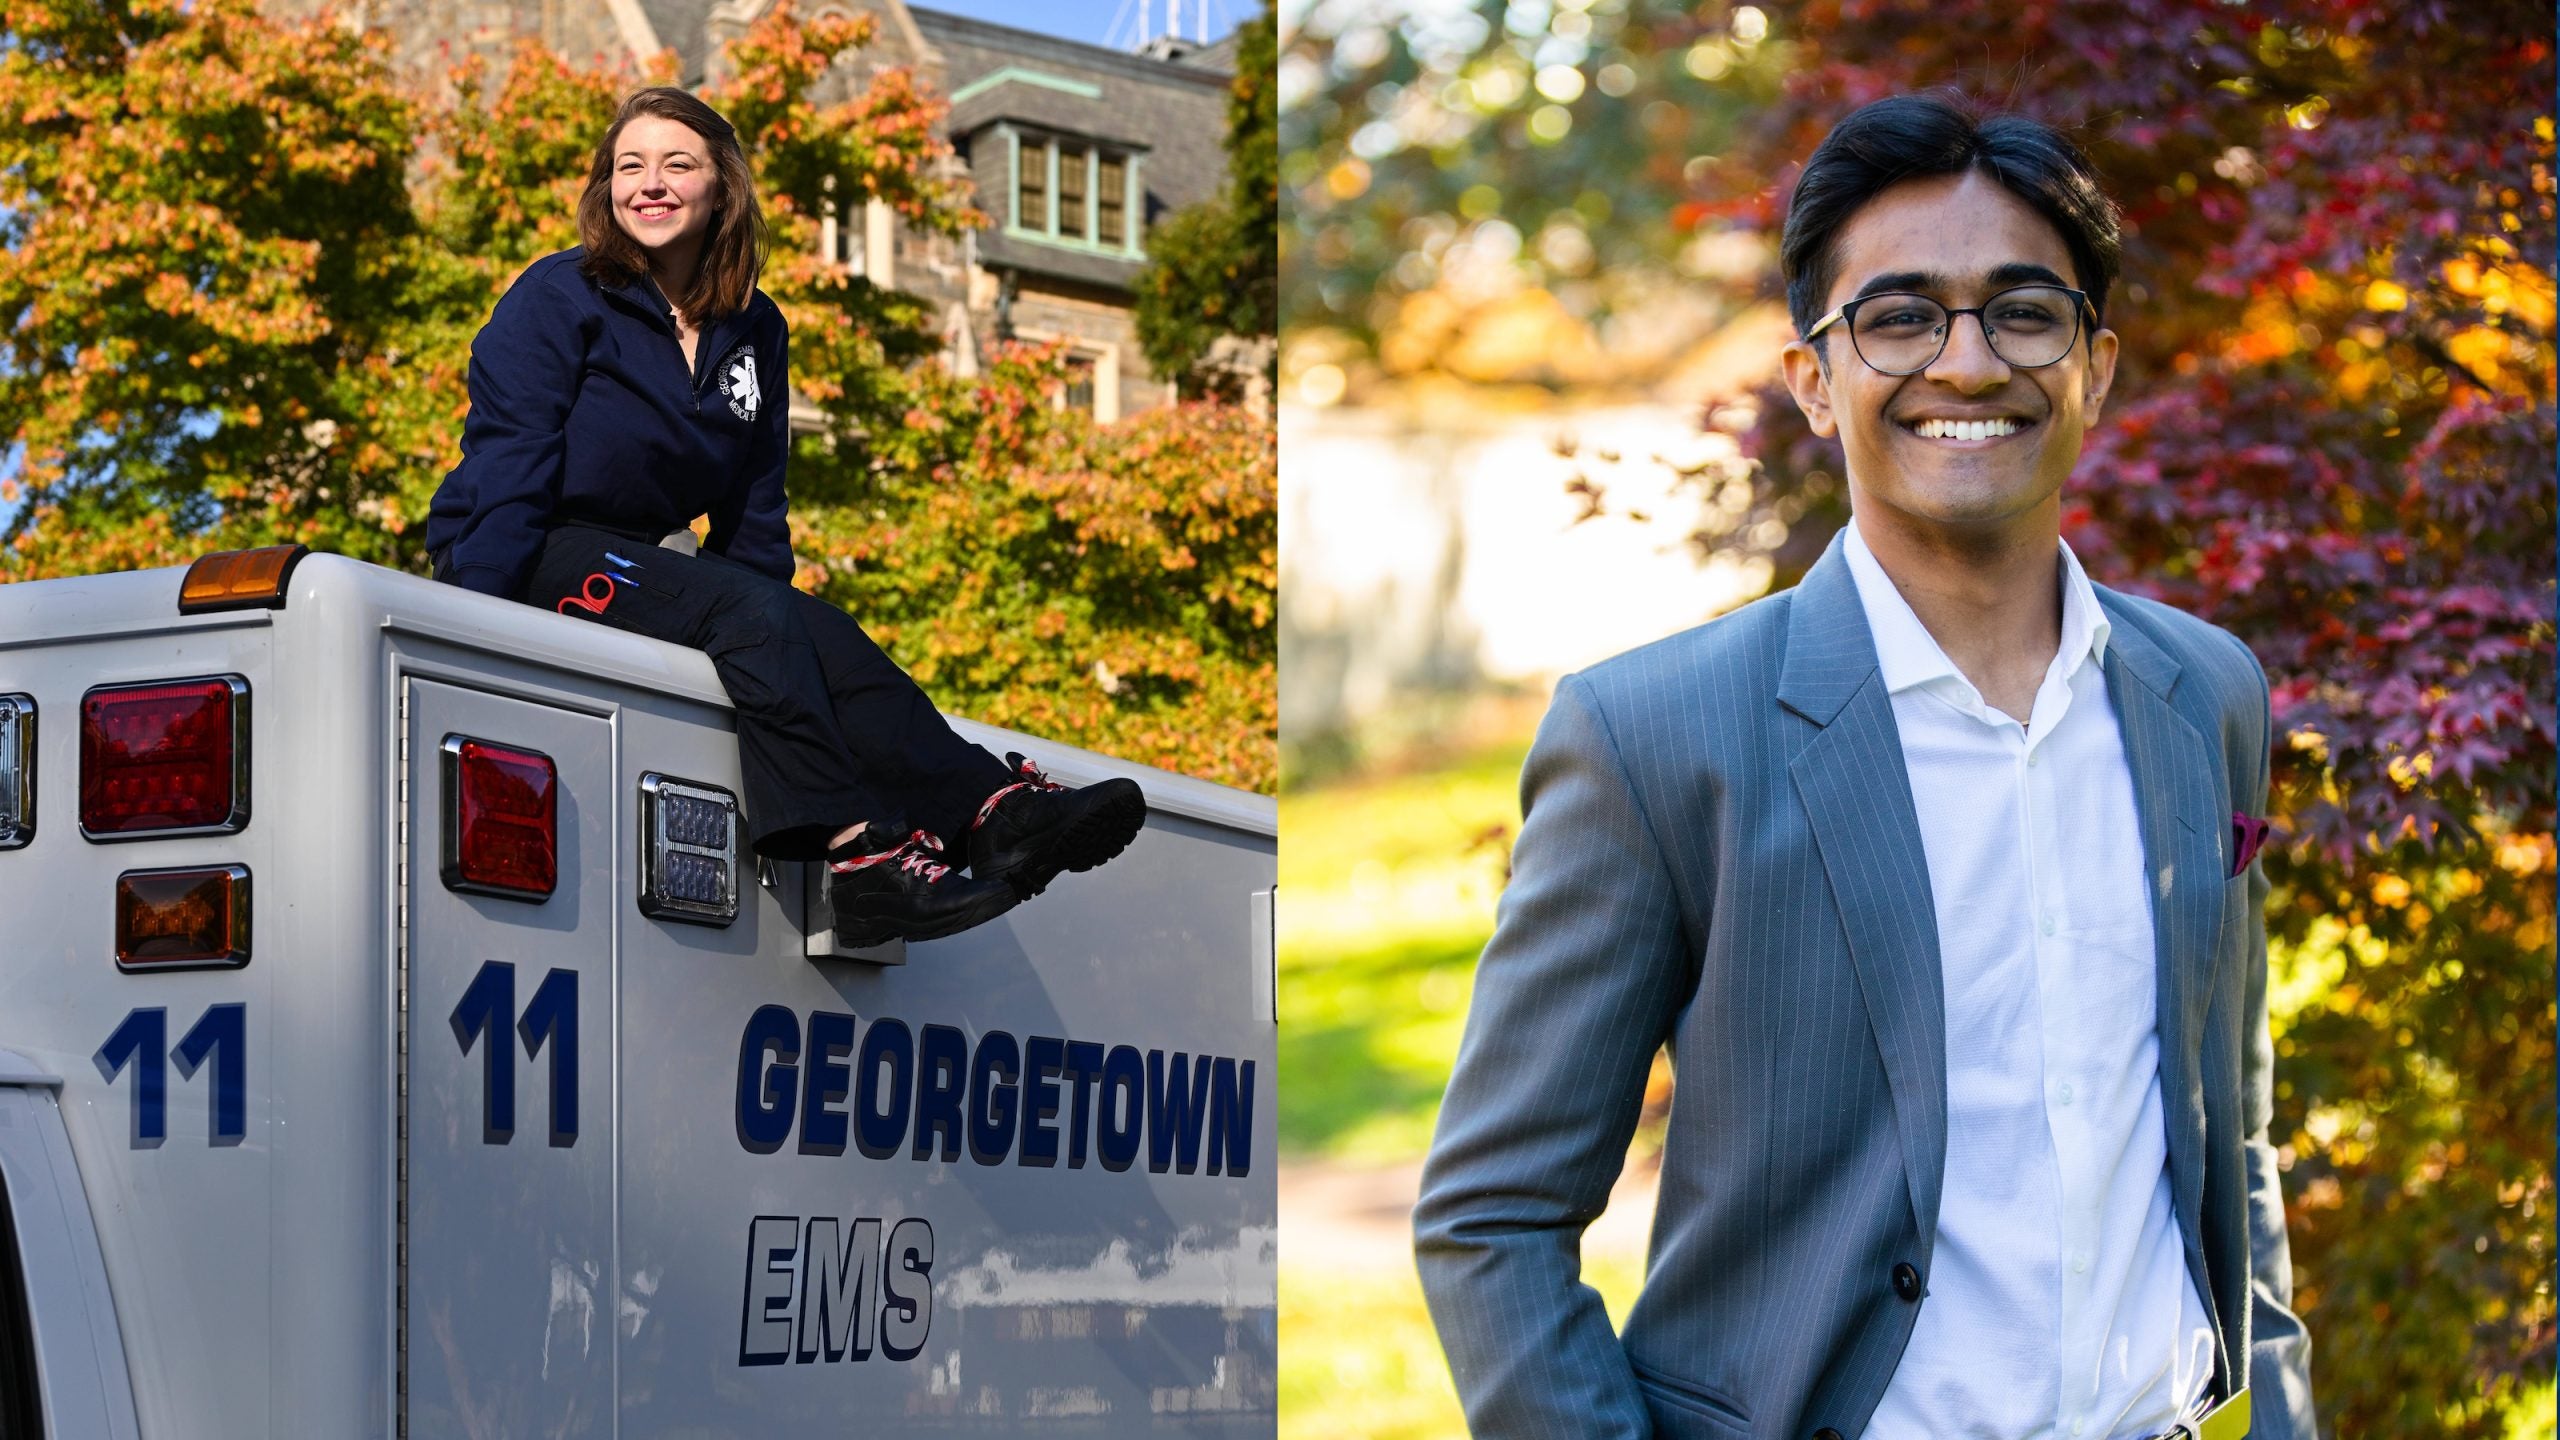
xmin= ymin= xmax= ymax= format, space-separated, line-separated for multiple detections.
xmin=924 ymin=0 xmax=1245 ymax=50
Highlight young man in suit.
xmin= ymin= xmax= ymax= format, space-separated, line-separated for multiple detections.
xmin=1414 ymin=93 xmax=2317 ymax=1440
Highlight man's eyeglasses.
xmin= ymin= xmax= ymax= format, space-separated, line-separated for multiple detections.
xmin=1804 ymin=285 xmax=2098 ymax=376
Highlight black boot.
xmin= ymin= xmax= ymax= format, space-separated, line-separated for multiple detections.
xmin=826 ymin=830 xmax=1018 ymax=947
xmin=967 ymin=753 xmax=1147 ymax=900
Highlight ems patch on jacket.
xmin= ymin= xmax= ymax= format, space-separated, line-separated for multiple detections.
xmin=719 ymin=343 xmax=762 ymax=422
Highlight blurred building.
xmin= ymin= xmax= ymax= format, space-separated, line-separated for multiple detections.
xmin=270 ymin=0 xmax=1240 ymax=422
xmin=1279 ymin=400 xmax=1776 ymax=763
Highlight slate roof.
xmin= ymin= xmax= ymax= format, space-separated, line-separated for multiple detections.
xmin=1176 ymin=31 xmax=1242 ymax=72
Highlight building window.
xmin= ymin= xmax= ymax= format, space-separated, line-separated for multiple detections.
xmin=1098 ymin=155 xmax=1126 ymax=248
xmin=1063 ymin=354 xmax=1096 ymax=413
xmin=1013 ymin=328 xmax=1123 ymax=422
xmin=1057 ymin=146 xmax=1088 ymax=241
xmin=832 ymin=210 xmax=866 ymax=272
xmin=1008 ymin=132 xmax=1140 ymax=254
xmin=1018 ymin=141 xmax=1047 ymax=231
xmin=816 ymin=184 xmax=895 ymax=288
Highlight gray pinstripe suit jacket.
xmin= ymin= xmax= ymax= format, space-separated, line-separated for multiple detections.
xmin=1414 ymin=533 xmax=2317 ymax=1439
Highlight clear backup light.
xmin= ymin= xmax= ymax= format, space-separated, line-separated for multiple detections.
xmin=80 ymin=677 xmax=251 ymax=840
xmin=0 ymin=694 xmax=32 ymax=850
xmin=638 ymin=773 xmax=739 ymax=926
xmin=115 ymin=865 xmax=251 ymax=970
xmin=440 ymin=736 xmax=557 ymax=901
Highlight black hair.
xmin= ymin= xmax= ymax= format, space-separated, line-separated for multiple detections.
xmin=1781 ymin=91 xmax=2122 ymax=357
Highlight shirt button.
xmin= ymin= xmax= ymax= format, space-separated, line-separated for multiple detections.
xmin=2070 ymin=1253 xmax=2089 ymax=1274
xmin=2040 ymin=913 xmax=2058 ymax=937
xmin=2057 ymin=1083 xmax=2074 ymax=1106
xmin=1892 ymin=1262 xmax=1922 ymax=1302
xmin=2071 ymin=1422 xmax=2086 ymax=1438
xmin=2026 ymin=750 xmax=2040 ymax=768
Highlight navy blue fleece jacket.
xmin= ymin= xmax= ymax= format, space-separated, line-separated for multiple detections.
xmin=425 ymin=247 xmax=793 ymax=597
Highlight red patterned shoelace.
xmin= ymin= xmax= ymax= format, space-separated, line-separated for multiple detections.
xmin=972 ymin=757 xmax=1064 ymax=830
xmin=828 ymin=829 xmax=951 ymax=882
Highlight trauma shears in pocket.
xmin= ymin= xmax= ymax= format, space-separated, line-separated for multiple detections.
xmin=557 ymin=571 xmax=634 ymax=616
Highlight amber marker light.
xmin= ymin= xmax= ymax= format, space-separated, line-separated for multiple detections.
xmin=178 ymin=544 xmax=310 ymax=615
xmin=116 ymin=865 xmax=252 ymax=970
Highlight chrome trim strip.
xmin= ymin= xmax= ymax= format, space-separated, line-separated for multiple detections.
xmin=0 ymin=694 xmax=33 ymax=850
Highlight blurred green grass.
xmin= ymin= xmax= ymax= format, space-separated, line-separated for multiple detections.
xmin=1272 ymin=726 xmax=2560 ymax=1439
xmin=1278 ymin=734 xmax=1529 ymax=1163
xmin=1279 ymin=1251 xmax=1647 ymax=1440
xmin=1280 ymin=728 xmax=1581 ymax=1440
xmin=1275 ymin=729 xmax=2560 ymax=1440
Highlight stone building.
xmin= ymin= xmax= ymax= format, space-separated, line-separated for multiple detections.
xmin=274 ymin=0 xmax=1241 ymax=422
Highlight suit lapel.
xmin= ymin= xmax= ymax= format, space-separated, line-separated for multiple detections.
xmin=1780 ymin=541 xmax=1950 ymax=1249
xmin=2096 ymin=596 xmax=2228 ymax=1366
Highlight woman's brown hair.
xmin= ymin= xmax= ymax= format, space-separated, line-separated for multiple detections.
xmin=577 ymin=87 xmax=766 ymax=322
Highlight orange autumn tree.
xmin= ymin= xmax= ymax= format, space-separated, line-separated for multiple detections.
xmin=0 ymin=0 xmax=1274 ymax=793
xmin=0 ymin=0 xmax=420 ymax=573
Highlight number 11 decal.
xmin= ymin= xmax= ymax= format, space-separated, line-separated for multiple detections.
xmin=95 ymin=1003 xmax=246 ymax=1147
xmin=449 ymin=960 xmax=579 ymax=1146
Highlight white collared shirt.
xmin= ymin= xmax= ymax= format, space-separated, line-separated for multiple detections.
xmin=1844 ymin=521 xmax=2216 ymax=1440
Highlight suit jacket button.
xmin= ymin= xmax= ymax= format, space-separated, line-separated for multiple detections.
xmin=1814 ymin=1429 xmax=1845 ymax=1440
xmin=1892 ymin=1262 xmax=1922 ymax=1301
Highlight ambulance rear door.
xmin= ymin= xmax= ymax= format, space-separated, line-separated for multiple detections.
xmin=399 ymin=677 xmax=615 ymax=1438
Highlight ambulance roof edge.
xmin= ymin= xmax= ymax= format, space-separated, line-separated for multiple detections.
xmin=284 ymin=555 xmax=1279 ymax=839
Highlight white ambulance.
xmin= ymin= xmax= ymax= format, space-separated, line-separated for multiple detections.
xmin=0 ymin=545 xmax=1277 ymax=1437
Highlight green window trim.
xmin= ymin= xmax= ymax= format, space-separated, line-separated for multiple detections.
xmin=1051 ymin=140 xmax=1068 ymax=239
xmin=950 ymin=66 xmax=1103 ymax=105
xmin=996 ymin=125 xmax=1146 ymax=260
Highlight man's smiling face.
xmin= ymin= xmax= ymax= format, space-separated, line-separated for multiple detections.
xmin=1780 ymin=168 xmax=2118 ymax=538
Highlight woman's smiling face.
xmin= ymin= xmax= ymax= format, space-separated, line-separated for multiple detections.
xmin=610 ymin=113 xmax=718 ymax=262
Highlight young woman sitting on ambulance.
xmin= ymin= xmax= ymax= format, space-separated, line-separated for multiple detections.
xmin=422 ymin=87 xmax=1144 ymax=947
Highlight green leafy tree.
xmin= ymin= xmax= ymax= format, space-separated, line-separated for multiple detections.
xmin=1279 ymin=0 xmax=1784 ymax=383
xmin=0 ymin=0 xmax=1275 ymax=793
xmin=1132 ymin=4 xmax=1277 ymax=397
xmin=808 ymin=346 xmax=1276 ymax=790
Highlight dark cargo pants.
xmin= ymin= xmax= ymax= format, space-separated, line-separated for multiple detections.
xmin=460 ymin=525 xmax=1015 ymax=861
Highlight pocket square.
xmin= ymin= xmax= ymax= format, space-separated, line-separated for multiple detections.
xmin=2231 ymin=812 xmax=2271 ymax=877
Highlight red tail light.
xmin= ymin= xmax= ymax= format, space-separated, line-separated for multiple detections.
xmin=116 ymin=865 xmax=252 ymax=970
xmin=80 ymin=677 xmax=251 ymax=839
xmin=440 ymin=736 xmax=557 ymax=900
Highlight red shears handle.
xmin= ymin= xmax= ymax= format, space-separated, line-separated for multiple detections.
xmin=557 ymin=572 xmax=617 ymax=616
